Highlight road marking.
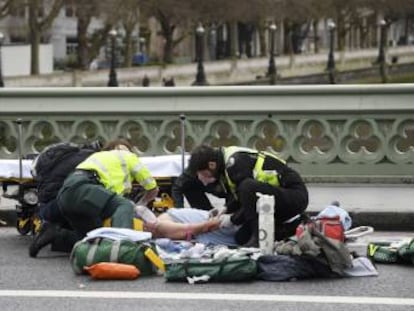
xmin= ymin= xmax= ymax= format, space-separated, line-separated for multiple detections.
xmin=0 ymin=290 xmax=413 ymax=305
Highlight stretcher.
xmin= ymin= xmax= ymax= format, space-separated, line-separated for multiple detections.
xmin=0 ymin=154 xmax=189 ymax=235
xmin=0 ymin=154 xmax=188 ymax=180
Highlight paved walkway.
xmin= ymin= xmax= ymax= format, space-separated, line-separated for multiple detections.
xmin=306 ymin=183 xmax=414 ymax=230
xmin=307 ymin=183 xmax=414 ymax=213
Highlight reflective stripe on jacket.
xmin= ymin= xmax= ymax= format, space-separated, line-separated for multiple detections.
xmin=253 ymin=151 xmax=286 ymax=186
xmin=223 ymin=146 xmax=285 ymax=193
xmin=76 ymin=150 xmax=156 ymax=195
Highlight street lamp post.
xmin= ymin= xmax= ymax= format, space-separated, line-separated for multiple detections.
xmin=0 ymin=32 xmax=4 ymax=87
xmin=327 ymin=20 xmax=336 ymax=84
xmin=192 ymin=23 xmax=208 ymax=86
xmin=267 ymin=22 xmax=277 ymax=85
xmin=107 ymin=29 xmax=119 ymax=87
xmin=378 ymin=19 xmax=388 ymax=83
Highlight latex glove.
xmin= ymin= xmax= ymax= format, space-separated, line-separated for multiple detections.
xmin=208 ymin=205 xmax=227 ymax=219
xmin=218 ymin=214 xmax=233 ymax=229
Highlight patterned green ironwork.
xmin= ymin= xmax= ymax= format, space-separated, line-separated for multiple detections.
xmin=0 ymin=86 xmax=413 ymax=181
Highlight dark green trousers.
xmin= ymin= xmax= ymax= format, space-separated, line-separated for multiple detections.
xmin=56 ymin=173 xmax=134 ymax=239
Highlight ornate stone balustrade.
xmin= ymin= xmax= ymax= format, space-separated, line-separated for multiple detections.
xmin=0 ymin=85 xmax=413 ymax=182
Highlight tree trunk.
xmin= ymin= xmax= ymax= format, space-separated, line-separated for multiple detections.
xmin=282 ymin=20 xmax=294 ymax=68
xmin=337 ymin=24 xmax=346 ymax=51
xmin=28 ymin=0 xmax=64 ymax=75
xmin=359 ymin=24 xmax=367 ymax=49
xmin=403 ymin=16 xmax=409 ymax=45
xmin=336 ymin=11 xmax=347 ymax=51
xmin=123 ymin=28 xmax=134 ymax=67
xmin=257 ymin=22 xmax=267 ymax=57
xmin=158 ymin=12 xmax=174 ymax=64
xmin=162 ymin=29 xmax=174 ymax=64
xmin=230 ymin=21 xmax=239 ymax=58
xmin=30 ymin=31 xmax=41 ymax=75
xmin=77 ymin=13 xmax=91 ymax=70
xmin=29 ymin=0 xmax=40 ymax=75
xmin=313 ymin=20 xmax=319 ymax=53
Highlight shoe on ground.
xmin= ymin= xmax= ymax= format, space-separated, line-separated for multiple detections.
xmin=29 ymin=222 xmax=57 ymax=258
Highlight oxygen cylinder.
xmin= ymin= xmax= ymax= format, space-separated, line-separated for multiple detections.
xmin=256 ymin=192 xmax=275 ymax=255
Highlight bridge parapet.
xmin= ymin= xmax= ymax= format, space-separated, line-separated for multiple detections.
xmin=0 ymin=85 xmax=413 ymax=182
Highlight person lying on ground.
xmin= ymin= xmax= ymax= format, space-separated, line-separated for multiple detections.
xmin=31 ymin=205 xmax=223 ymax=257
xmin=143 ymin=211 xmax=220 ymax=240
xmin=138 ymin=206 xmax=239 ymax=247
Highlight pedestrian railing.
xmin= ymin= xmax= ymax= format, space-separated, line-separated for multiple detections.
xmin=0 ymin=85 xmax=413 ymax=182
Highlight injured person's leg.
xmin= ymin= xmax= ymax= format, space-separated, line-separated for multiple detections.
xmin=143 ymin=212 xmax=220 ymax=240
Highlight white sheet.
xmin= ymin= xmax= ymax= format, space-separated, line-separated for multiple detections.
xmin=0 ymin=159 xmax=33 ymax=179
xmin=0 ymin=154 xmax=189 ymax=180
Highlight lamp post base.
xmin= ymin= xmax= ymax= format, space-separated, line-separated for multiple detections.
xmin=380 ymin=63 xmax=388 ymax=83
xmin=328 ymin=69 xmax=336 ymax=84
xmin=108 ymin=69 xmax=118 ymax=87
xmin=192 ymin=63 xmax=208 ymax=86
xmin=191 ymin=80 xmax=209 ymax=86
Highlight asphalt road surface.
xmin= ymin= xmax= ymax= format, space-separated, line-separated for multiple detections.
xmin=0 ymin=227 xmax=413 ymax=311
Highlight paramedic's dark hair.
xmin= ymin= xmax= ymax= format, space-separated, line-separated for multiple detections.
xmin=187 ymin=144 xmax=217 ymax=174
xmin=103 ymin=138 xmax=133 ymax=151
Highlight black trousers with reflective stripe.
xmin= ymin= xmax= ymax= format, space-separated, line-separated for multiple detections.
xmin=233 ymin=178 xmax=308 ymax=244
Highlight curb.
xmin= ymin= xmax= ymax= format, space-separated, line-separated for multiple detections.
xmin=350 ymin=211 xmax=414 ymax=231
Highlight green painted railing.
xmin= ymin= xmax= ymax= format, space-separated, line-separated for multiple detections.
xmin=0 ymin=85 xmax=413 ymax=182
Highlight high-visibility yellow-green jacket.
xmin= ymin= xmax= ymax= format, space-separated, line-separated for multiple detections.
xmin=222 ymin=146 xmax=286 ymax=194
xmin=76 ymin=150 xmax=157 ymax=195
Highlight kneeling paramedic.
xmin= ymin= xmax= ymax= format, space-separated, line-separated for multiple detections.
xmin=33 ymin=143 xmax=159 ymax=255
xmin=29 ymin=140 xmax=102 ymax=257
xmin=187 ymin=145 xmax=308 ymax=247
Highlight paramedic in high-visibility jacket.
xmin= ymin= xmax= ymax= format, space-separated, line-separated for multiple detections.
xmin=187 ymin=144 xmax=308 ymax=247
xmin=56 ymin=141 xmax=159 ymax=239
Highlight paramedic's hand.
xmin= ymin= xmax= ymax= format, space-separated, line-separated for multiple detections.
xmin=208 ymin=205 xmax=227 ymax=219
xmin=218 ymin=214 xmax=233 ymax=229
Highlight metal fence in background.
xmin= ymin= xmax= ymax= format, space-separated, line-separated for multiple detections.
xmin=0 ymin=85 xmax=413 ymax=183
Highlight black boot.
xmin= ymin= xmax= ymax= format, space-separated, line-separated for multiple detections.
xmin=29 ymin=222 xmax=57 ymax=258
xmin=242 ymin=219 xmax=259 ymax=248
